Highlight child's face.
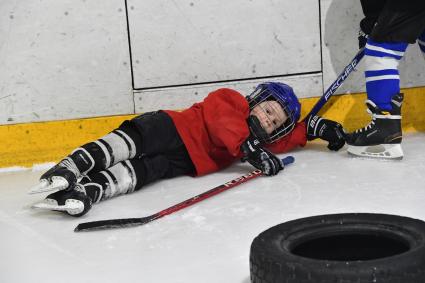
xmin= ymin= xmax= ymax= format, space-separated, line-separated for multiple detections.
xmin=250 ymin=101 xmax=288 ymax=135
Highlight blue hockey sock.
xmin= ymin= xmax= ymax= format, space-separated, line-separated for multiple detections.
xmin=364 ymin=39 xmax=408 ymax=110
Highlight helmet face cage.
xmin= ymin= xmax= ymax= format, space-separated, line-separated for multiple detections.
xmin=247 ymin=82 xmax=301 ymax=143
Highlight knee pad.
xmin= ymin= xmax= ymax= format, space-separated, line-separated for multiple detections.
xmin=364 ymin=39 xmax=408 ymax=110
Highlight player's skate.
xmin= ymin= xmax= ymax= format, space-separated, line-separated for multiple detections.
xmin=29 ymin=148 xmax=95 ymax=194
xmin=32 ymin=181 xmax=102 ymax=217
xmin=346 ymin=93 xmax=403 ymax=159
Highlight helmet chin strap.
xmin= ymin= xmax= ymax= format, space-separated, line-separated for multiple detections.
xmin=247 ymin=115 xmax=269 ymax=143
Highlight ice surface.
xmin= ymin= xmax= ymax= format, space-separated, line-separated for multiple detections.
xmin=1 ymin=133 xmax=425 ymax=283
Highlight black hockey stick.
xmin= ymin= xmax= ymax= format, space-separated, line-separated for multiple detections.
xmin=74 ymin=156 xmax=295 ymax=232
xmin=303 ymin=48 xmax=365 ymax=121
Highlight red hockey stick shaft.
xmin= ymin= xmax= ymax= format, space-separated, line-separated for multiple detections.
xmin=75 ymin=170 xmax=263 ymax=232
xmin=159 ymin=170 xmax=263 ymax=217
xmin=74 ymin=156 xmax=294 ymax=232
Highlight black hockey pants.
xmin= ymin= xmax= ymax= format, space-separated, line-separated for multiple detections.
xmin=127 ymin=111 xmax=195 ymax=189
xmin=91 ymin=111 xmax=196 ymax=192
xmin=360 ymin=0 xmax=425 ymax=43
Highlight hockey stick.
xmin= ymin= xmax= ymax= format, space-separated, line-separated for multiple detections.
xmin=74 ymin=156 xmax=295 ymax=232
xmin=303 ymin=48 xmax=365 ymax=121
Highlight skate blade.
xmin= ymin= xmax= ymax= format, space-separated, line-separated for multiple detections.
xmin=32 ymin=199 xmax=84 ymax=215
xmin=28 ymin=178 xmax=69 ymax=194
xmin=347 ymin=144 xmax=403 ymax=160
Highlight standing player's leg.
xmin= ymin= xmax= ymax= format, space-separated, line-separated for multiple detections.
xmin=346 ymin=39 xmax=406 ymax=159
xmin=346 ymin=0 xmax=425 ymax=159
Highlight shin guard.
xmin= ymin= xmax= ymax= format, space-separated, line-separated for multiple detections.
xmin=83 ymin=160 xmax=139 ymax=201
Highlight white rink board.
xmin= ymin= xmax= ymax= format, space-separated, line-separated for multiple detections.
xmin=320 ymin=0 xmax=425 ymax=95
xmin=128 ymin=0 xmax=321 ymax=88
xmin=1 ymin=0 xmax=424 ymax=126
xmin=0 ymin=0 xmax=132 ymax=124
xmin=134 ymin=74 xmax=322 ymax=113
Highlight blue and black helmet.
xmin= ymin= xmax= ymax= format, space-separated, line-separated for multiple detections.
xmin=246 ymin=82 xmax=301 ymax=143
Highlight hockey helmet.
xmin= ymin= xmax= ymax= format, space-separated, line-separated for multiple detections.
xmin=246 ymin=82 xmax=301 ymax=143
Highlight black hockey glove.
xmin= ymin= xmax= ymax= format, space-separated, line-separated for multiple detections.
xmin=240 ymin=137 xmax=284 ymax=176
xmin=358 ymin=18 xmax=374 ymax=49
xmin=306 ymin=115 xmax=346 ymax=151
xmin=358 ymin=27 xmax=369 ymax=49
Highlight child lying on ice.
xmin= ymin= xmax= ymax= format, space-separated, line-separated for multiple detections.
xmin=30 ymin=82 xmax=345 ymax=216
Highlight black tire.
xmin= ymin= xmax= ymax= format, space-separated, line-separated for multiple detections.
xmin=250 ymin=213 xmax=425 ymax=283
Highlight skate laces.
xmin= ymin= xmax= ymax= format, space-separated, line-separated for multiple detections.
xmin=74 ymin=183 xmax=88 ymax=195
xmin=354 ymin=100 xmax=377 ymax=133
xmin=59 ymin=158 xmax=81 ymax=178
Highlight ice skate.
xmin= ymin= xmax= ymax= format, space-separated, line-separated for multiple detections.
xmin=346 ymin=93 xmax=403 ymax=160
xmin=29 ymin=158 xmax=81 ymax=194
xmin=32 ymin=181 xmax=102 ymax=217
xmin=29 ymin=147 xmax=96 ymax=194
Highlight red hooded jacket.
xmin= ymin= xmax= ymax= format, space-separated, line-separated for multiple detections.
xmin=164 ymin=88 xmax=307 ymax=176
